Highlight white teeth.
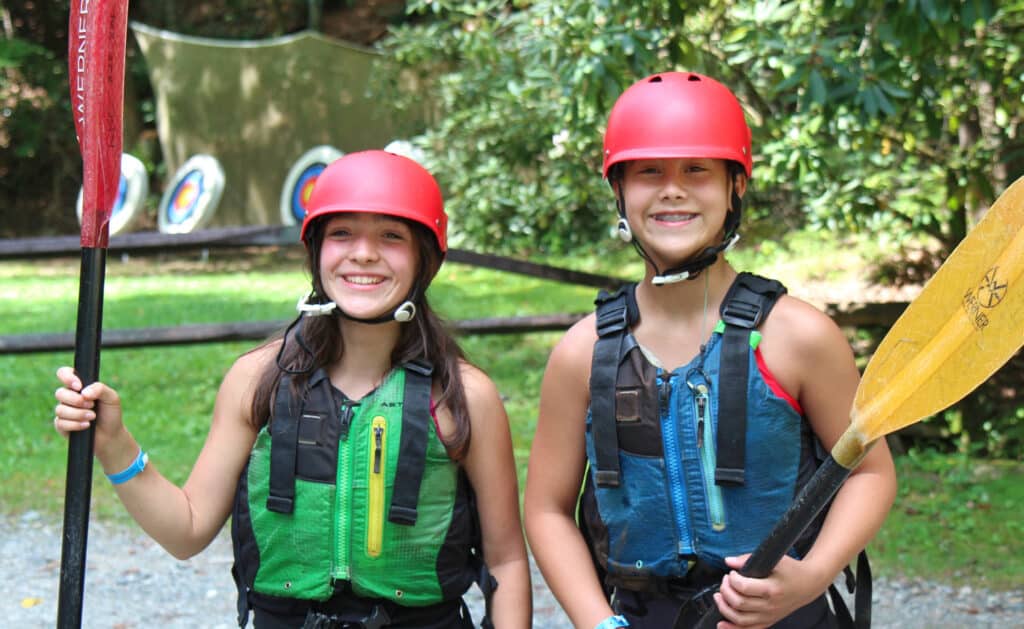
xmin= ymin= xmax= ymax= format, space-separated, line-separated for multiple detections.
xmin=655 ymin=213 xmax=694 ymax=221
xmin=345 ymin=275 xmax=383 ymax=285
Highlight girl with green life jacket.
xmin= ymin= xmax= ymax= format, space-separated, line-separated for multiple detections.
xmin=53 ymin=150 xmax=532 ymax=628
xmin=523 ymin=72 xmax=897 ymax=629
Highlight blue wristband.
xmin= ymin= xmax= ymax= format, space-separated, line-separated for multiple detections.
xmin=595 ymin=615 xmax=629 ymax=629
xmin=106 ymin=449 xmax=148 ymax=485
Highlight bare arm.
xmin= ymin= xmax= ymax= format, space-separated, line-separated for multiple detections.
xmin=715 ymin=297 xmax=897 ymax=628
xmin=54 ymin=347 xmax=268 ymax=559
xmin=524 ymin=316 xmax=615 ymax=629
xmin=459 ymin=363 xmax=532 ymax=629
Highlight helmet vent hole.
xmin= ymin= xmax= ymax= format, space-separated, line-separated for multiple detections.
xmin=687 ymin=74 xmax=701 ymax=81
xmin=648 ymin=76 xmax=663 ymax=83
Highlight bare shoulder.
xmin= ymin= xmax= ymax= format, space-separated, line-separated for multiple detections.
xmin=548 ymin=312 xmax=598 ymax=373
xmin=762 ymin=294 xmax=850 ymax=356
xmin=222 ymin=342 xmax=276 ymax=389
xmin=213 ymin=341 xmax=279 ymax=427
xmin=458 ymin=360 xmax=502 ymax=407
xmin=759 ymin=294 xmax=857 ymax=403
xmin=456 ymin=360 xmax=513 ymax=459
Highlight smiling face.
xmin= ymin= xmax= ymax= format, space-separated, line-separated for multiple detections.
xmin=619 ymin=157 xmax=744 ymax=269
xmin=316 ymin=212 xmax=420 ymax=321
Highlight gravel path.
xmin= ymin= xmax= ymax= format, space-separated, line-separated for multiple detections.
xmin=5 ymin=510 xmax=1022 ymax=628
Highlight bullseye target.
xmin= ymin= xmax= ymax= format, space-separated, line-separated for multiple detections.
xmin=76 ymin=153 xmax=148 ymax=237
xmin=158 ymin=154 xmax=225 ymax=234
xmin=280 ymin=145 xmax=343 ymax=226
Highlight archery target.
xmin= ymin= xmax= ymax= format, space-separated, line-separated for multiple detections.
xmin=76 ymin=153 xmax=149 ymax=237
xmin=158 ymin=154 xmax=225 ymax=234
xmin=280 ymin=145 xmax=343 ymax=226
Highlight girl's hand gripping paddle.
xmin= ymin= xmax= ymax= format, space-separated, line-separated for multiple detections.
xmin=59 ymin=2 xmax=129 ymax=627
xmin=692 ymin=174 xmax=1024 ymax=629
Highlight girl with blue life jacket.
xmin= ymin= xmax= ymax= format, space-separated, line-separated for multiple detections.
xmin=53 ymin=150 xmax=532 ymax=628
xmin=523 ymin=72 xmax=897 ymax=629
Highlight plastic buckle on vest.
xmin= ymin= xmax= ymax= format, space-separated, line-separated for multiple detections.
xmin=388 ymin=505 xmax=418 ymax=526
xmin=714 ymin=467 xmax=745 ymax=486
xmin=594 ymin=469 xmax=621 ymax=488
xmin=596 ymin=303 xmax=629 ymax=338
xmin=720 ymin=298 xmax=761 ymax=329
xmin=404 ymin=359 xmax=434 ymax=377
xmin=266 ymin=495 xmax=294 ymax=514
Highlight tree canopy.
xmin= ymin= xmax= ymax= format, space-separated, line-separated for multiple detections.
xmin=4 ymin=0 xmax=1022 ymax=259
xmin=380 ymin=0 xmax=1022 ymax=259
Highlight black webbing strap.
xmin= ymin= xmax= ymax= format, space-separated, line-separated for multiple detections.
xmin=267 ymin=370 xmax=334 ymax=513
xmin=826 ymin=549 xmax=871 ymax=629
xmin=388 ymin=360 xmax=434 ymax=525
xmin=715 ymin=273 xmax=787 ymax=486
xmin=267 ymin=374 xmax=300 ymax=513
xmin=854 ymin=549 xmax=872 ymax=628
xmin=589 ymin=285 xmax=637 ymax=488
xmin=232 ymin=562 xmax=249 ymax=627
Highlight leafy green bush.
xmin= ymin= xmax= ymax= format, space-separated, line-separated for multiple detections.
xmin=377 ymin=0 xmax=1023 ymax=262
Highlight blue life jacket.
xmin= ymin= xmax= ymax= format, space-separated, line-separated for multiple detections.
xmin=580 ymin=273 xmax=827 ymax=592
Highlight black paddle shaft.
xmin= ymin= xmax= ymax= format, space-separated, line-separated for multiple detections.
xmin=691 ymin=456 xmax=852 ymax=629
xmin=57 ymin=247 xmax=107 ymax=628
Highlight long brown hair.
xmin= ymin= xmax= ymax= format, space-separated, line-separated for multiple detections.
xmin=247 ymin=217 xmax=472 ymax=459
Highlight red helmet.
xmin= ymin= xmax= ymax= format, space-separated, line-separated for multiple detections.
xmin=602 ymin=72 xmax=752 ymax=178
xmin=301 ymin=150 xmax=447 ymax=252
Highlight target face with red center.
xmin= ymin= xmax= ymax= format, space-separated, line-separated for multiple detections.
xmin=76 ymin=153 xmax=149 ymax=236
xmin=280 ymin=145 xmax=343 ymax=225
xmin=158 ymin=154 xmax=225 ymax=234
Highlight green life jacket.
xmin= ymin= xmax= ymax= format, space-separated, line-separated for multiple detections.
xmin=231 ymin=362 xmax=489 ymax=624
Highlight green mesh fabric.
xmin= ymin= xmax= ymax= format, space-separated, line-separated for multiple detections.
xmin=248 ymin=429 xmax=336 ymax=601
xmin=131 ymin=22 xmax=423 ymax=228
xmin=246 ymin=367 xmax=459 ymax=605
xmin=345 ymin=369 xmax=456 ymax=605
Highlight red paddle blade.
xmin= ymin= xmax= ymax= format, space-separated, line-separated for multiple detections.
xmin=68 ymin=0 xmax=129 ymax=249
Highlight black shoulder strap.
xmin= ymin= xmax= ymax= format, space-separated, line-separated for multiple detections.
xmin=389 ymin=359 xmax=434 ymax=525
xmin=589 ymin=284 xmax=638 ymax=488
xmin=267 ymin=369 xmax=335 ymax=513
xmin=267 ymin=374 xmax=299 ymax=513
xmin=715 ymin=272 xmax=787 ymax=486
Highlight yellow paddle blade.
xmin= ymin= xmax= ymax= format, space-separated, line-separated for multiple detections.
xmin=852 ymin=175 xmax=1024 ymax=443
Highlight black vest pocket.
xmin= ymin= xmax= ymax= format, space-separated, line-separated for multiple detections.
xmin=614 ymin=346 xmax=662 ymax=456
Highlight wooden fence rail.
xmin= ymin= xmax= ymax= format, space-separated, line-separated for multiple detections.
xmin=0 ymin=228 xmax=907 ymax=355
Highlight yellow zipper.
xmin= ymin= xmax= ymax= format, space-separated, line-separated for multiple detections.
xmin=366 ymin=415 xmax=387 ymax=557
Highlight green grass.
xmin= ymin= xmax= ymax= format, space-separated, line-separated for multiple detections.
xmin=870 ymin=450 xmax=1024 ymax=590
xmin=3 ymin=234 xmax=1022 ymax=590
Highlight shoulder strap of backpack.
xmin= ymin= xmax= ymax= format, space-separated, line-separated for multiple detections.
xmin=716 ymin=272 xmax=787 ymax=486
xmin=588 ymin=284 xmax=639 ymax=488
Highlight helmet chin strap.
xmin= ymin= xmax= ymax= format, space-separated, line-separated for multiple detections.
xmin=650 ymin=232 xmax=740 ymax=285
xmin=296 ymin=288 xmax=419 ymax=324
